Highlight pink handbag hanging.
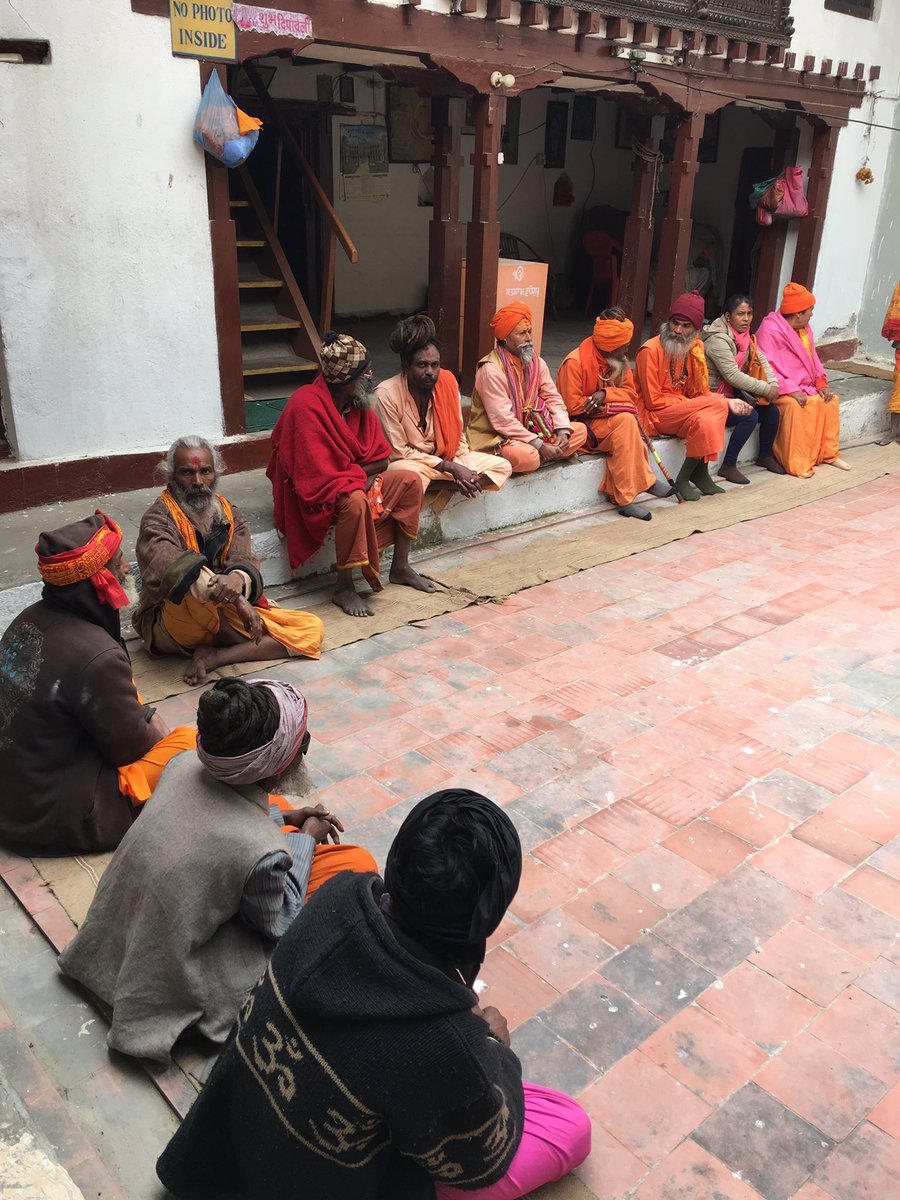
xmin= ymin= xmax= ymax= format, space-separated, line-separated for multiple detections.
xmin=774 ymin=166 xmax=809 ymax=219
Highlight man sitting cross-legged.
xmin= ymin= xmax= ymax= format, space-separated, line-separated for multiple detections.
xmin=375 ymin=313 xmax=512 ymax=509
xmin=268 ymin=333 xmax=435 ymax=618
xmin=0 ymin=512 xmax=195 ymax=855
xmin=157 ymin=788 xmax=591 ymax=1200
xmin=556 ymin=307 xmax=675 ymax=521
xmin=634 ymin=290 xmax=730 ymax=501
xmin=466 ymin=301 xmax=588 ymax=472
xmin=133 ymin=437 xmax=324 ymax=686
xmin=60 ymin=678 xmax=377 ymax=1065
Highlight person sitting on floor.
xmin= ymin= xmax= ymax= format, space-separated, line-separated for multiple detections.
xmin=375 ymin=313 xmax=512 ymax=508
xmin=133 ymin=436 xmax=324 ymax=686
xmin=59 ymin=678 xmax=377 ymax=1065
xmin=702 ymin=294 xmax=783 ymax=484
xmin=876 ymin=279 xmax=900 ymax=446
xmin=267 ymin=332 xmax=434 ymax=619
xmin=157 ymin=788 xmax=591 ymax=1200
xmin=466 ymin=301 xmax=588 ymax=472
xmin=556 ymin=307 xmax=675 ymax=520
xmin=634 ymin=290 xmax=730 ymax=501
xmin=755 ymin=283 xmax=849 ymax=478
xmin=0 ymin=512 xmax=195 ymax=856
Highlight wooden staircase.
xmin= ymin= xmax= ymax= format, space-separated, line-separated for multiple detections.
xmin=234 ymin=62 xmax=359 ymax=433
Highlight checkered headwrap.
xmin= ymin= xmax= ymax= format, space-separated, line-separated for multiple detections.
xmin=320 ymin=332 xmax=370 ymax=384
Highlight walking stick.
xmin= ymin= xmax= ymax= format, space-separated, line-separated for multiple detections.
xmin=631 ymin=410 xmax=685 ymax=503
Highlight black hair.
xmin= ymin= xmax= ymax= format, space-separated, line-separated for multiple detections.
xmin=389 ymin=313 xmax=442 ymax=368
xmin=390 ymin=805 xmax=496 ymax=927
xmin=724 ymin=294 xmax=753 ymax=316
xmin=598 ymin=305 xmax=629 ymax=322
xmin=196 ymin=679 xmax=279 ymax=758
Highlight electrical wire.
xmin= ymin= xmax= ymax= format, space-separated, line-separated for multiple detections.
xmin=498 ymin=153 xmax=539 ymax=212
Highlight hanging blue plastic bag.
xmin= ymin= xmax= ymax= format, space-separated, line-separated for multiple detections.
xmin=193 ymin=72 xmax=259 ymax=168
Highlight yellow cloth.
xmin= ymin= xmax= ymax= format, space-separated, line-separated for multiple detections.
xmin=890 ymin=349 xmax=900 ymax=416
xmin=160 ymin=593 xmax=323 ymax=660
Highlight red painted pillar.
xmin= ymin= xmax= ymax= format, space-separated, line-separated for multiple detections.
xmin=651 ymin=109 xmax=705 ymax=331
xmin=618 ymin=116 xmax=658 ymax=333
xmin=428 ymin=96 xmax=464 ymax=374
xmin=792 ymin=121 xmax=840 ymax=289
xmin=461 ymin=92 xmax=505 ymax=392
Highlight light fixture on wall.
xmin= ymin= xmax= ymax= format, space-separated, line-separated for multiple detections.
xmin=490 ymin=71 xmax=516 ymax=90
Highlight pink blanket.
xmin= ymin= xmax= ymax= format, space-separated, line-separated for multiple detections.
xmin=756 ymin=311 xmax=826 ymax=396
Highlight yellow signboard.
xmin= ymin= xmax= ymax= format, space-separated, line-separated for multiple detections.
xmin=170 ymin=1 xmax=237 ymax=63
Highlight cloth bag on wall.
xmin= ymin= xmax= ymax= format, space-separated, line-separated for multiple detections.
xmin=193 ymin=73 xmax=262 ymax=168
xmin=751 ymin=167 xmax=808 ymax=227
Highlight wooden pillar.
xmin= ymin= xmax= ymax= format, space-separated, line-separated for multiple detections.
xmin=201 ymin=63 xmax=245 ymax=436
xmin=428 ymin=96 xmax=464 ymax=375
xmin=752 ymin=122 xmax=800 ymax=317
xmin=651 ymin=109 xmax=705 ymax=331
xmin=792 ymin=122 xmax=840 ymax=289
xmin=461 ymin=92 xmax=505 ymax=391
xmin=617 ymin=116 xmax=657 ymax=332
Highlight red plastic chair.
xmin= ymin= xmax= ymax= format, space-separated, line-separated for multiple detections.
xmin=583 ymin=231 xmax=623 ymax=317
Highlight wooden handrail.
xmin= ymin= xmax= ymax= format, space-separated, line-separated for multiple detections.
xmin=243 ymin=60 xmax=359 ymax=265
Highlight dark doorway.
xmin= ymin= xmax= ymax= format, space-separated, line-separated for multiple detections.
xmin=726 ymin=146 xmax=773 ymax=302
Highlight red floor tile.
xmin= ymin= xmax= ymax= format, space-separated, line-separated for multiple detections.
xmin=752 ymin=837 xmax=850 ymax=898
xmin=663 ymin=820 xmax=754 ymax=877
xmin=821 ymin=789 xmax=900 ymax=845
xmin=533 ymin=826 xmax=627 ymax=889
xmin=802 ymin=888 xmax=900 ymax=962
xmin=670 ymin=755 xmax=752 ymax=802
xmin=868 ymin=1081 xmax=900 ymax=1140
xmin=366 ymin=750 xmax=452 ymax=799
xmin=583 ymin=800 xmax=675 ymax=854
xmin=811 ymin=986 xmax=900 ymax=1083
xmin=840 ymin=865 xmax=900 ymax=919
xmin=614 ymin=846 xmax=716 ymax=912
xmin=707 ymin=794 xmax=795 ymax=847
xmin=641 ymin=1006 xmax=767 ymax=1104
xmin=574 ymin=1122 xmax=648 ymax=1200
xmin=751 ymin=921 xmax=867 ymax=1006
xmin=578 ymin=1051 xmax=712 ymax=1167
xmin=633 ymin=1139 xmax=763 ymax=1200
xmin=477 ymin=946 xmax=559 ymax=1031
xmin=629 ymin=779 xmax=717 ymax=827
xmin=792 ymin=814 xmax=881 ymax=867
xmin=505 ymin=908 xmax=615 ymax=992
xmin=563 ymin=876 xmax=667 ymax=950
xmin=698 ymin=960 xmax=818 ymax=1051
xmin=508 ymin=857 xmax=574 ymax=924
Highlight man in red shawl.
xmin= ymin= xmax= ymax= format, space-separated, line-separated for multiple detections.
xmin=0 ymin=512 xmax=195 ymax=854
xmin=635 ymin=291 xmax=729 ymax=501
xmin=466 ymin=302 xmax=588 ymax=472
xmin=375 ymin=313 xmax=511 ymax=510
xmin=267 ymin=333 xmax=433 ymax=619
xmin=557 ymin=307 xmax=675 ymax=520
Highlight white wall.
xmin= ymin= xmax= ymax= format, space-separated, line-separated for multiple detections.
xmin=787 ymin=0 xmax=900 ymax=339
xmin=858 ymin=99 xmax=900 ymax=356
xmin=0 ymin=0 xmax=222 ymax=462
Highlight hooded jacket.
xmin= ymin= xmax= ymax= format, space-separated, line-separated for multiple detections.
xmin=701 ymin=315 xmax=777 ymax=399
xmin=157 ymin=871 xmax=525 ymax=1200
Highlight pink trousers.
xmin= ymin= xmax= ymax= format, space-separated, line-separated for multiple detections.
xmin=434 ymin=1081 xmax=591 ymax=1200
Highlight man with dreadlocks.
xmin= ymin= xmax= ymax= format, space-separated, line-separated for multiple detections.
xmin=60 ymin=678 xmax=375 ymax=1065
xmin=134 ymin=436 xmax=324 ymax=685
xmin=267 ymin=332 xmax=434 ymax=618
xmin=375 ymin=313 xmax=511 ymax=509
xmin=634 ymin=291 xmax=729 ymax=501
xmin=0 ymin=512 xmax=195 ymax=854
xmin=556 ymin=307 xmax=675 ymax=520
xmin=466 ymin=301 xmax=588 ymax=473
xmin=157 ymin=789 xmax=591 ymax=1200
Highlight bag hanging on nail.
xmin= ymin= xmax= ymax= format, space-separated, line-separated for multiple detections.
xmin=751 ymin=167 xmax=808 ymax=226
xmin=193 ymin=72 xmax=263 ymax=168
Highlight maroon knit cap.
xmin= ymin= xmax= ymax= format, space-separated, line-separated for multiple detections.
xmin=669 ymin=291 xmax=705 ymax=329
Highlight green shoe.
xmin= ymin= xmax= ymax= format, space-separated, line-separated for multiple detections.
xmin=690 ymin=461 xmax=726 ymax=495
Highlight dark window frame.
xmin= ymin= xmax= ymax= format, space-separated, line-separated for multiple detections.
xmin=824 ymin=0 xmax=875 ymax=19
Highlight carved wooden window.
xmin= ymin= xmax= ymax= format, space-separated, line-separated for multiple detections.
xmin=824 ymin=0 xmax=875 ymax=17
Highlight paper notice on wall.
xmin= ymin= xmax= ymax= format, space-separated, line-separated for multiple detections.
xmin=340 ymin=124 xmax=389 ymax=202
xmin=231 ymin=5 xmax=313 ymax=39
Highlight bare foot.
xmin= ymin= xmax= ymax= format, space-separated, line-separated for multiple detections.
xmin=825 ymin=456 xmax=851 ymax=471
xmin=184 ymin=646 xmax=219 ymax=685
xmin=332 ymin=586 xmax=373 ymax=618
xmin=389 ymin=564 xmax=438 ymax=593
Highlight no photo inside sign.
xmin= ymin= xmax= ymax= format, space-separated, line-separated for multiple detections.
xmin=169 ymin=3 xmax=314 ymax=62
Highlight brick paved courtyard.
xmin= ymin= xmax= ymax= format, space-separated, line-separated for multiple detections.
xmin=4 ymin=474 xmax=900 ymax=1198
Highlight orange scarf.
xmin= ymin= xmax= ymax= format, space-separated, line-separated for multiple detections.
xmin=577 ymin=337 xmax=608 ymax=399
xmin=431 ymin=369 xmax=464 ymax=462
xmin=160 ymin=490 xmax=236 ymax=559
xmin=685 ymin=339 xmax=710 ymax=398
xmin=883 ymin=281 xmax=900 ymax=342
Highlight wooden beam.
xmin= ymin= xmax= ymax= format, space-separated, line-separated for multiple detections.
xmin=548 ymin=6 xmax=574 ymax=32
xmin=520 ymin=2 xmax=545 ymax=28
xmin=652 ymin=110 xmax=705 ymax=330
xmin=728 ymin=42 xmax=748 ymax=61
xmin=820 ymin=59 xmax=833 ymax=75
xmin=632 ymin=23 xmax=655 ymax=47
xmin=753 ymin=121 xmax=799 ymax=317
xmin=455 ymin=0 xmax=477 ymax=12
xmin=577 ymin=11 xmax=602 ymax=36
xmin=606 ymin=18 xmax=628 ymax=39
xmin=705 ymin=35 xmax=727 ymax=57
xmin=792 ymin=123 xmax=840 ymax=290
xmin=462 ymin=93 xmax=505 ymax=390
xmin=429 ymin=96 xmax=465 ymax=375
xmin=657 ymin=27 xmax=680 ymax=50
xmin=618 ymin=118 xmax=657 ymax=329
xmin=485 ymin=0 xmax=512 ymax=18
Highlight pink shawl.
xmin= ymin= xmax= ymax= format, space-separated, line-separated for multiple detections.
xmin=756 ymin=311 xmax=826 ymax=397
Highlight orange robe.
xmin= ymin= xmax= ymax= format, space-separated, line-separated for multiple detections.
xmin=556 ymin=344 xmax=656 ymax=506
xmin=634 ymin=336 xmax=728 ymax=463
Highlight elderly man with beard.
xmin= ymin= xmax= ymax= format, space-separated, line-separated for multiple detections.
xmin=268 ymin=333 xmax=432 ymax=619
xmin=556 ymin=307 xmax=674 ymax=520
xmin=375 ymin=313 xmax=511 ymax=508
xmin=0 ymin=512 xmax=196 ymax=855
xmin=634 ymin=291 xmax=729 ymax=501
xmin=134 ymin=437 xmax=324 ymax=685
xmin=467 ymin=302 xmax=588 ymax=472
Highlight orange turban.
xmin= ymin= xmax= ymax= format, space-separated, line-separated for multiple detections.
xmin=781 ymin=282 xmax=816 ymax=315
xmin=593 ymin=316 xmax=634 ymax=353
xmin=36 ymin=510 xmax=129 ymax=609
xmin=490 ymin=302 xmax=532 ymax=342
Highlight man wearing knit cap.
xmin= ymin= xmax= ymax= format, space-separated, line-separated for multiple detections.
xmin=0 ymin=513 xmax=195 ymax=854
xmin=267 ymin=333 xmax=434 ymax=618
xmin=467 ymin=301 xmax=588 ymax=472
xmin=635 ymin=291 xmax=730 ymax=500
xmin=557 ymin=306 xmax=676 ymax=520
xmin=756 ymin=283 xmax=848 ymax=476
